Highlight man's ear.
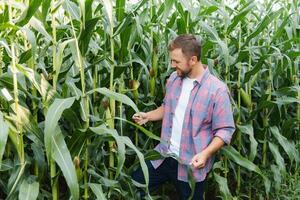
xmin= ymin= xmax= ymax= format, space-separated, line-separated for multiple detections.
xmin=189 ymin=56 xmax=198 ymax=65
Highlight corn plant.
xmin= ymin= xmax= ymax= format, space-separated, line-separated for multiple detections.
xmin=0 ymin=0 xmax=299 ymax=199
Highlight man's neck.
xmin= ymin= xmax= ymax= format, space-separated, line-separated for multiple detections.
xmin=187 ymin=62 xmax=205 ymax=79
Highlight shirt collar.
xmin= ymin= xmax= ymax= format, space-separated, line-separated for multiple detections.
xmin=194 ymin=65 xmax=210 ymax=85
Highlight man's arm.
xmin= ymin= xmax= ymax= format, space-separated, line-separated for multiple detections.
xmin=190 ymin=137 xmax=224 ymax=168
xmin=132 ymin=106 xmax=164 ymax=125
xmin=191 ymin=87 xmax=235 ymax=168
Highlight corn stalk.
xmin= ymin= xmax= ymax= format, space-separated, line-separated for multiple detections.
xmin=50 ymin=1 xmax=59 ymax=199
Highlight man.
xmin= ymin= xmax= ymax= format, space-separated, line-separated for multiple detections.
xmin=132 ymin=34 xmax=235 ymax=200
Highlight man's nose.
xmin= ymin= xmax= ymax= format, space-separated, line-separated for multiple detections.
xmin=171 ymin=62 xmax=176 ymax=68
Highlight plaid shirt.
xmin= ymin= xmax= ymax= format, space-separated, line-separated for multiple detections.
xmin=151 ymin=66 xmax=235 ymax=182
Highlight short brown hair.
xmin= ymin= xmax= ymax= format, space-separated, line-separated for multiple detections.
xmin=168 ymin=34 xmax=201 ymax=61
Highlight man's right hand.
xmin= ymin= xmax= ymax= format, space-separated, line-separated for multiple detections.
xmin=132 ymin=112 xmax=149 ymax=125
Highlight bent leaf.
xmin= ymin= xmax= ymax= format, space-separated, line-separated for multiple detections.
xmin=44 ymin=97 xmax=79 ymax=200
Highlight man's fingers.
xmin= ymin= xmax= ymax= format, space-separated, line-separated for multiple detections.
xmin=190 ymin=157 xmax=198 ymax=167
xmin=132 ymin=112 xmax=147 ymax=125
xmin=190 ymin=155 xmax=205 ymax=168
xmin=192 ymin=161 xmax=200 ymax=168
xmin=133 ymin=113 xmax=144 ymax=119
xmin=132 ymin=114 xmax=142 ymax=123
xmin=193 ymin=161 xmax=203 ymax=168
xmin=132 ymin=114 xmax=140 ymax=119
xmin=190 ymin=156 xmax=196 ymax=165
xmin=140 ymin=119 xmax=147 ymax=124
xmin=194 ymin=160 xmax=205 ymax=169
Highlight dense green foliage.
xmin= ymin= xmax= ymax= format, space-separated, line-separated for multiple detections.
xmin=0 ymin=0 xmax=299 ymax=199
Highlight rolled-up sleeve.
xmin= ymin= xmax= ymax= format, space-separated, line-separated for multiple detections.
xmin=212 ymin=87 xmax=235 ymax=145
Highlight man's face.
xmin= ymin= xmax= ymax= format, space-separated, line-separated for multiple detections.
xmin=170 ymin=48 xmax=192 ymax=78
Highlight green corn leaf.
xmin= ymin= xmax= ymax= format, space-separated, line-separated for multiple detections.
xmin=6 ymin=128 xmax=22 ymax=163
xmin=237 ymin=124 xmax=258 ymax=161
xmin=0 ymin=112 xmax=9 ymax=167
xmin=102 ymin=0 xmax=113 ymax=27
xmin=65 ymin=81 xmax=88 ymax=122
xmin=114 ymin=117 xmax=162 ymax=142
xmin=14 ymin=63 xmax=56 ymax=104
xmin=243 ymin=8 xmax=283 ymax=47
xmin=268 ymin=142 xmax=286 ymax=173
xmin=222 ymin=146 xmax=270 ymax=194
xmin=62 ymin=0 xmax=80 ymax=20
xmin=270 ymin=164 xmax=282 ymax=191
xmin=44 ymin=97 xmax=79 ymax=200
xmin=9 ymin=103 xmax=43 ymax=144
xmin=274 ymin=96 xmax=300 ymax=105
xmin=213 ymin=172 xmax=233 ymax=200
xmin=163 ymin=0 xmax=174 ymax=23
xmin=122 ymin=136 xmax=149 ymax=188
xmin=187 ymin=166 xmax=196 ymax=200
xmin=89 ymin=183 xmax=107 ymax=200
xmin=199 ymin=21 xmax=230 ymax=66
xmin=270 ymin=126 xmax=300 ymax=163
xmin=90 ymin=124 xmax=126 ymax=179
xmin=41 ymin=0 xmax=51 ymax=24
xmin=20 ymin=27 xmax=37 ymax=54
xmin=19 ymin=49 xmax=32 ymax=64
xmin=79 ymin=17 xmax=100 ymax=54
xmin=18 ymin=179 xmax=39 ymax=200
xmin=0 ymin=39 xmax=12 ymax=57
xmin=116 ymin=0 xmax=125 ymax=22
xmin=51 ymin=128 xmax=79 ymax=200
xmin=53 ymin=39 xmax=75 ymax=87
xmin=0 ymin=4 xmax=9 ymax=23
xmin=87 ymin=88 xmax=139 ymax=113
xmin=31 ymin=143 xmax=47 ymax=180
xmin=271 ymin=13 xmax=294 ymax=43
xmin=244 ymin=53 xmax=268 ymax=84
xmin=227 ymin=1 xmax=255 ymax=33
xmin=68 ymin=39 xmax=81 ymax=78
xmin=16 ymin=0 xmax=43 ymax=26
xmin=29 ymin=17 xmax=52 ymax=41
xmin=0 ymin=159 xmax=13 ymax=172
xmin=84 ymin=0 xmax=93 ymax=21
xmin=7 ymin=162 xmax=26 ymax=199
xmin=113 ymin=16 xmax=134 ymax=37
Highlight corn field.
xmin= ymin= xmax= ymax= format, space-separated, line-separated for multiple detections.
xmin=0 ymin=0 xmax=299 ymax=199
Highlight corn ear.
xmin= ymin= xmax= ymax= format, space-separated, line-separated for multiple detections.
xmin=240 ymin=88 xmax=252 ymax=108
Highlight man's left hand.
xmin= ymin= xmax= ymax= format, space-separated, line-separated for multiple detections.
xmin=190 ymin=151 xmax=210 ymax=169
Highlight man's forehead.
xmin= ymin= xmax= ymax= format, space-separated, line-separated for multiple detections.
xmin=170 ymin=48 xmax=183 ymax=54
xmin=170 ymin=48 xmax=184 ymax=57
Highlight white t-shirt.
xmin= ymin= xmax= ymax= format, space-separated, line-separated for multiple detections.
xmin=168 ymin=77 xmax=195 ymax=156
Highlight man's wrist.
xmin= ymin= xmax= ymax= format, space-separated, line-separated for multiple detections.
xmin=201 ymin=148 xmax=212 ymax=158
xmin=145 ymin=112 xmax=150 ymax=121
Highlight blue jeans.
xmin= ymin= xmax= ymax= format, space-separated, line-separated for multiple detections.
xmin=132 ymin=157 xmax=205 ymax=200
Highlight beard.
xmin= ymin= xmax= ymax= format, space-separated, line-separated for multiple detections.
xmin=176 ymin=68 xmax=192 ymax=78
